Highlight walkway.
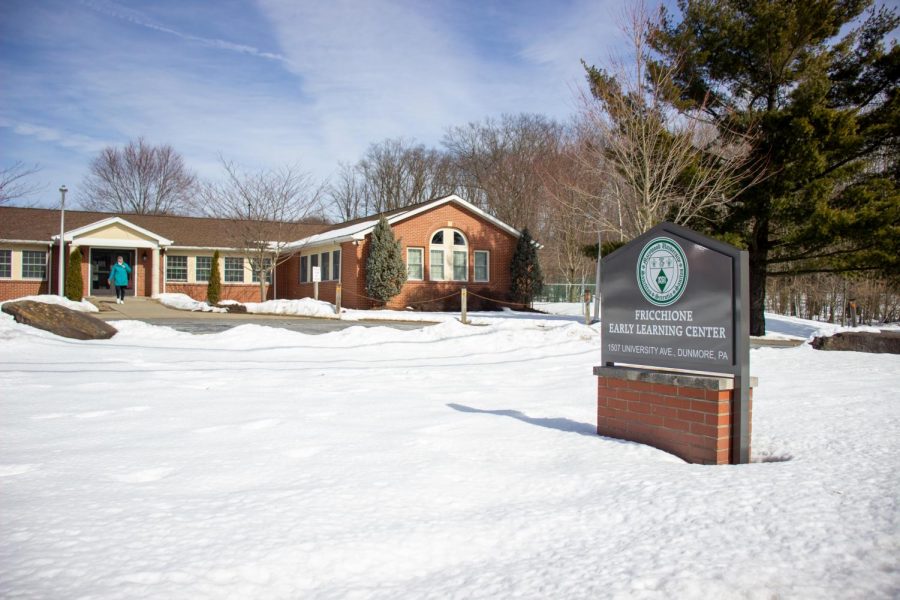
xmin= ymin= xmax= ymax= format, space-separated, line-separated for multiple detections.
xmin=89 ymin=297 xmax=427 ymax=335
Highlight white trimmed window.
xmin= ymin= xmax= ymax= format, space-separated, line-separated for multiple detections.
xmin=0 ymin=250 xmax=10 ymax=278
xmin=300 ymin=256 xmax=308 ymax=282
xmin=224 ymin=257 xmax=244 ymax=283
xmin=429 ymin=228 xmax=468 ymax=282
xmin=332 ymin=250 xmax=341 ymax=281
xmin=252 ymin=258 xmax=272 ymax=283
xmin=407 ymin=247 xmax=424 ymax=280
xmin=166 ymin=255 xmax=188 ymax=282
xmin=22 ymin=250 xmax=47 ymax=279
xmin=320 ymin=252 xmax=330 ymax=281
xmin=474 ymin=250 xmax=489 ymax=282
xmin=195 ymin=256 xmax=212 ymax=282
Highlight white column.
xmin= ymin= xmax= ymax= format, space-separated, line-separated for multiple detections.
xmin=151 ymin=247 xmax=160 ymax=297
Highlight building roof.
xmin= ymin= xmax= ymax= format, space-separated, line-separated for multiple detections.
xmin=287 ymin=194 xmax=523 ymax=249
xmin=0 ymin=207 xmax=328 ymax=247
xmin=0 ymin=195 xmax=527 ymax=250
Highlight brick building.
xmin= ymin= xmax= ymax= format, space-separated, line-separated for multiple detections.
xmin=0 ymin=195 xmax=526 ymax=309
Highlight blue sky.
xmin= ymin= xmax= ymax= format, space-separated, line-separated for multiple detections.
xmin=1 ymin=0 xmax=628 ymax=208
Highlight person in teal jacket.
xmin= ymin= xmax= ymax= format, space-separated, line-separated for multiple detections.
xmin=108 ymin=255 xmax=132 ymax=304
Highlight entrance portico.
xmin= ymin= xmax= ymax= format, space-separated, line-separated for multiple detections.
xmin=55 ymin=217 xmax=172 ymax=299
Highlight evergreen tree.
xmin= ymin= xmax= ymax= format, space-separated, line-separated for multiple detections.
xmin=64 ymin=247 xmax=83 ymax=301
xmin=365 ymin=216 xmax=407 ymax=304
xmin=207 ymin=250 xmax=222 ymax=305
xmin=651 ymin=0 xmax=900 ymax=335
xmin=510 ymin=228 xmax=544 ymax=305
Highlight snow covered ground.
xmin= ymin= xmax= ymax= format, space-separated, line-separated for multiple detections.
xmin=1 ymin=306 xmax=898 ymax=598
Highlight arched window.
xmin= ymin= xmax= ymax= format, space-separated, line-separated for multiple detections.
xmin=429 ymin=228 xmax=468 ymax=281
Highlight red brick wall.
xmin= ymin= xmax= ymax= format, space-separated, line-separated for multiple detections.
xmin=0 ymin=280 xmax=49 ymax=300
xmin=276 ymin=205 xmax=519 ymax=311
xmin=164 ymin=283 xmax=272 ymax=303
xmin=597 ymin=375 xmax=753 ymax=465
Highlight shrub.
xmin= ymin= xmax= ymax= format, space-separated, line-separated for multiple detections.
xmin=207 ymin=250 xmax=222 ymax=305
xmin=65 ymin=247 xmax=84 ymax=301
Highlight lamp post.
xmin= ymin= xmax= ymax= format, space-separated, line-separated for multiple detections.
xmin=58 ymin=185 xmax=67 ymax=296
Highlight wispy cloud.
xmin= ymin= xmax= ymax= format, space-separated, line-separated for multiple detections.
xmin=80 ymin=0 xmax=289 ymax=63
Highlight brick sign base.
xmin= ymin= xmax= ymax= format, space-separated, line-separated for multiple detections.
xmin=594 ymin=366 xmax=756 ymax=465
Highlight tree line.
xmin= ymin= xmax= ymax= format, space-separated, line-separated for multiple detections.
xmin=6 ymin=0 xmax=897 ymax=331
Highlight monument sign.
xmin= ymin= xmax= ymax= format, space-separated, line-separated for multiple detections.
xmin=600 ymin=222 xmax=751 ymax=463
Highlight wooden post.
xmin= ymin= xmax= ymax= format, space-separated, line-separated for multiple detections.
xmin=314 ymin=281 xmax=319 ymax=301
xmin=461 ymin=287 xmax=468 ymax=324
xmin=335 ymin=283 xmax=342 ymax=315
xmin=584 ymin=289 xmax=592 ymax=325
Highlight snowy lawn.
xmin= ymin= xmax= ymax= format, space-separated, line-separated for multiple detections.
xmin=0 ymin=313 xmax=898 ymax=598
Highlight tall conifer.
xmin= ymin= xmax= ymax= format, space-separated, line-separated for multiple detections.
xmin=365 ymin=216 xmax=407 ymax=304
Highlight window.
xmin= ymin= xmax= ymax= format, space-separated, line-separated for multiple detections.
xmin=251 ymin=258 xmax=272 ymax=283
xmin=430 ymin=249 xmax=444 ymax=280
xmin=225 ymin=257 xmax=244 ymax=283
xmin=22 ymin=250 xmax=47 ymax=279
xmin=452 ymin=251 xmax=467 ymax=281
xmin=407 ymin=248 xmax=424 ymax=280
xmin=166 ymin=255 xmax=188 ymax=281
xmin=474 ymin=251 xmax=489 ymax=282
xmin=429 ymin=228 xmax=468 ymax=282
xmin=332 ymin=250 xmax=341 ymax=281
xmin=195 ymin=256 xmax=212 ymax=282
xmin=300 ymin=256 xmax=308 ymax=282
xmin=321 ymin=252 xmax=330 ymax=281
xmin=0 ymin=250 xmax=10 ymax=278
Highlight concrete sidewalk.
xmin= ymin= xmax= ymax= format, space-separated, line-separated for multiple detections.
xmin=89 ymin=297 xmax=314 ymax=322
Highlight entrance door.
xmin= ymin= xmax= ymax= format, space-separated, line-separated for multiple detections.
xmin=90 ymin=249 xmax=136 ymax=296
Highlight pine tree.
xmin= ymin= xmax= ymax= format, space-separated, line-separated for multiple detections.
xmin=651 ymin=0 xmax=900 ymax=335
xmin=64 ymin=247 xmax=83 ymax=301
xmin=365 ymin=215 xmax=407 ymax=304
xmin=510 ymin=228 xmax=543 ymax=305
xmin=207 ymin=250 xmax=222 ymax=305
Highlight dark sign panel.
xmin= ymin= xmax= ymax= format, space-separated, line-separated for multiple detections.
xmin=601 ymin=222 xmax=748 ymax=376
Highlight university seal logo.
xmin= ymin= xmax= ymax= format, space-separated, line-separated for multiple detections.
xmin=636 ymin=237 xmax=688 ymax=306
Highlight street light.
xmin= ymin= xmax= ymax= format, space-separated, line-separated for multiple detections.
xmin=58 ymin=185 xmax=67 ymax=296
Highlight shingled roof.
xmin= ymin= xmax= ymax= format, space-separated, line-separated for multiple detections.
xmin=0 ymin=207 xmax=329 ymax=247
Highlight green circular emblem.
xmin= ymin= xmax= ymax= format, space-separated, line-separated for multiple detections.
xmin=636 ymin=237 xmax=688 ymax=306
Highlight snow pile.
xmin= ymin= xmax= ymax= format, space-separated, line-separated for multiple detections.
xmin=242 ymin=298 xmax=339 ymax=319
xmin=1 ymin=315 xmax=898 ymax=598
xmin=155 ymin=293 xmax=226 ymax=313
xmin=0 ymin=294 xmax=99 ymax=313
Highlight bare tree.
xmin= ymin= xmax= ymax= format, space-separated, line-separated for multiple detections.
xmin=443 ymin=114 xmax=565 ymax=232
xmin=357 ymin=138 xmax=457 ymax=213
xmin=81 ymin=138 xmax=197 ymax=214
xmin=200 ymin=159 xmax=324 ymax=301
xmin=327 ymin=162 xmax=367 ymax=221
xmin=0 ymin=161 xmax=42 ymax=206
xmin=578 ymin=2 xmax=758 ymax=241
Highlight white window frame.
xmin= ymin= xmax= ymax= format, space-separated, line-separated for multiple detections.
xmin=429 ymin=228 xmax=468 ymax=282
xmin=22 ymin=250 xmax=47 ymax=280
xmin=474 ymin=250 xmax=490 ymax=282
xmin=166 ymin=255 xmax=188 ymax=282
xmin=332 ymin=250 xmax=341 ymax=281
xmin=224 ymin=257 xmax=244 ymax=283
xmin=320 ymin=252 xmax=330 ymax=281
xmin=195 ymin=256 xmax=212 ymax=283
xmin=300 ymin=255 xmax=308 ymax=283
xmin=407 ymin=247 xmax=424 ymax=281
xmin=0 ymin=249 xmax=11 ymax=279
xmin=251 ymin=257 xmax=273 ymax=284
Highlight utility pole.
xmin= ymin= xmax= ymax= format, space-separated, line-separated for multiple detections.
xmin=58 ymin=185 xmax=67 ymax=296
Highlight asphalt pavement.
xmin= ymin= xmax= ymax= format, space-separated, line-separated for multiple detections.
xmin=91 ymin=297 xmax=428 ymax=335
